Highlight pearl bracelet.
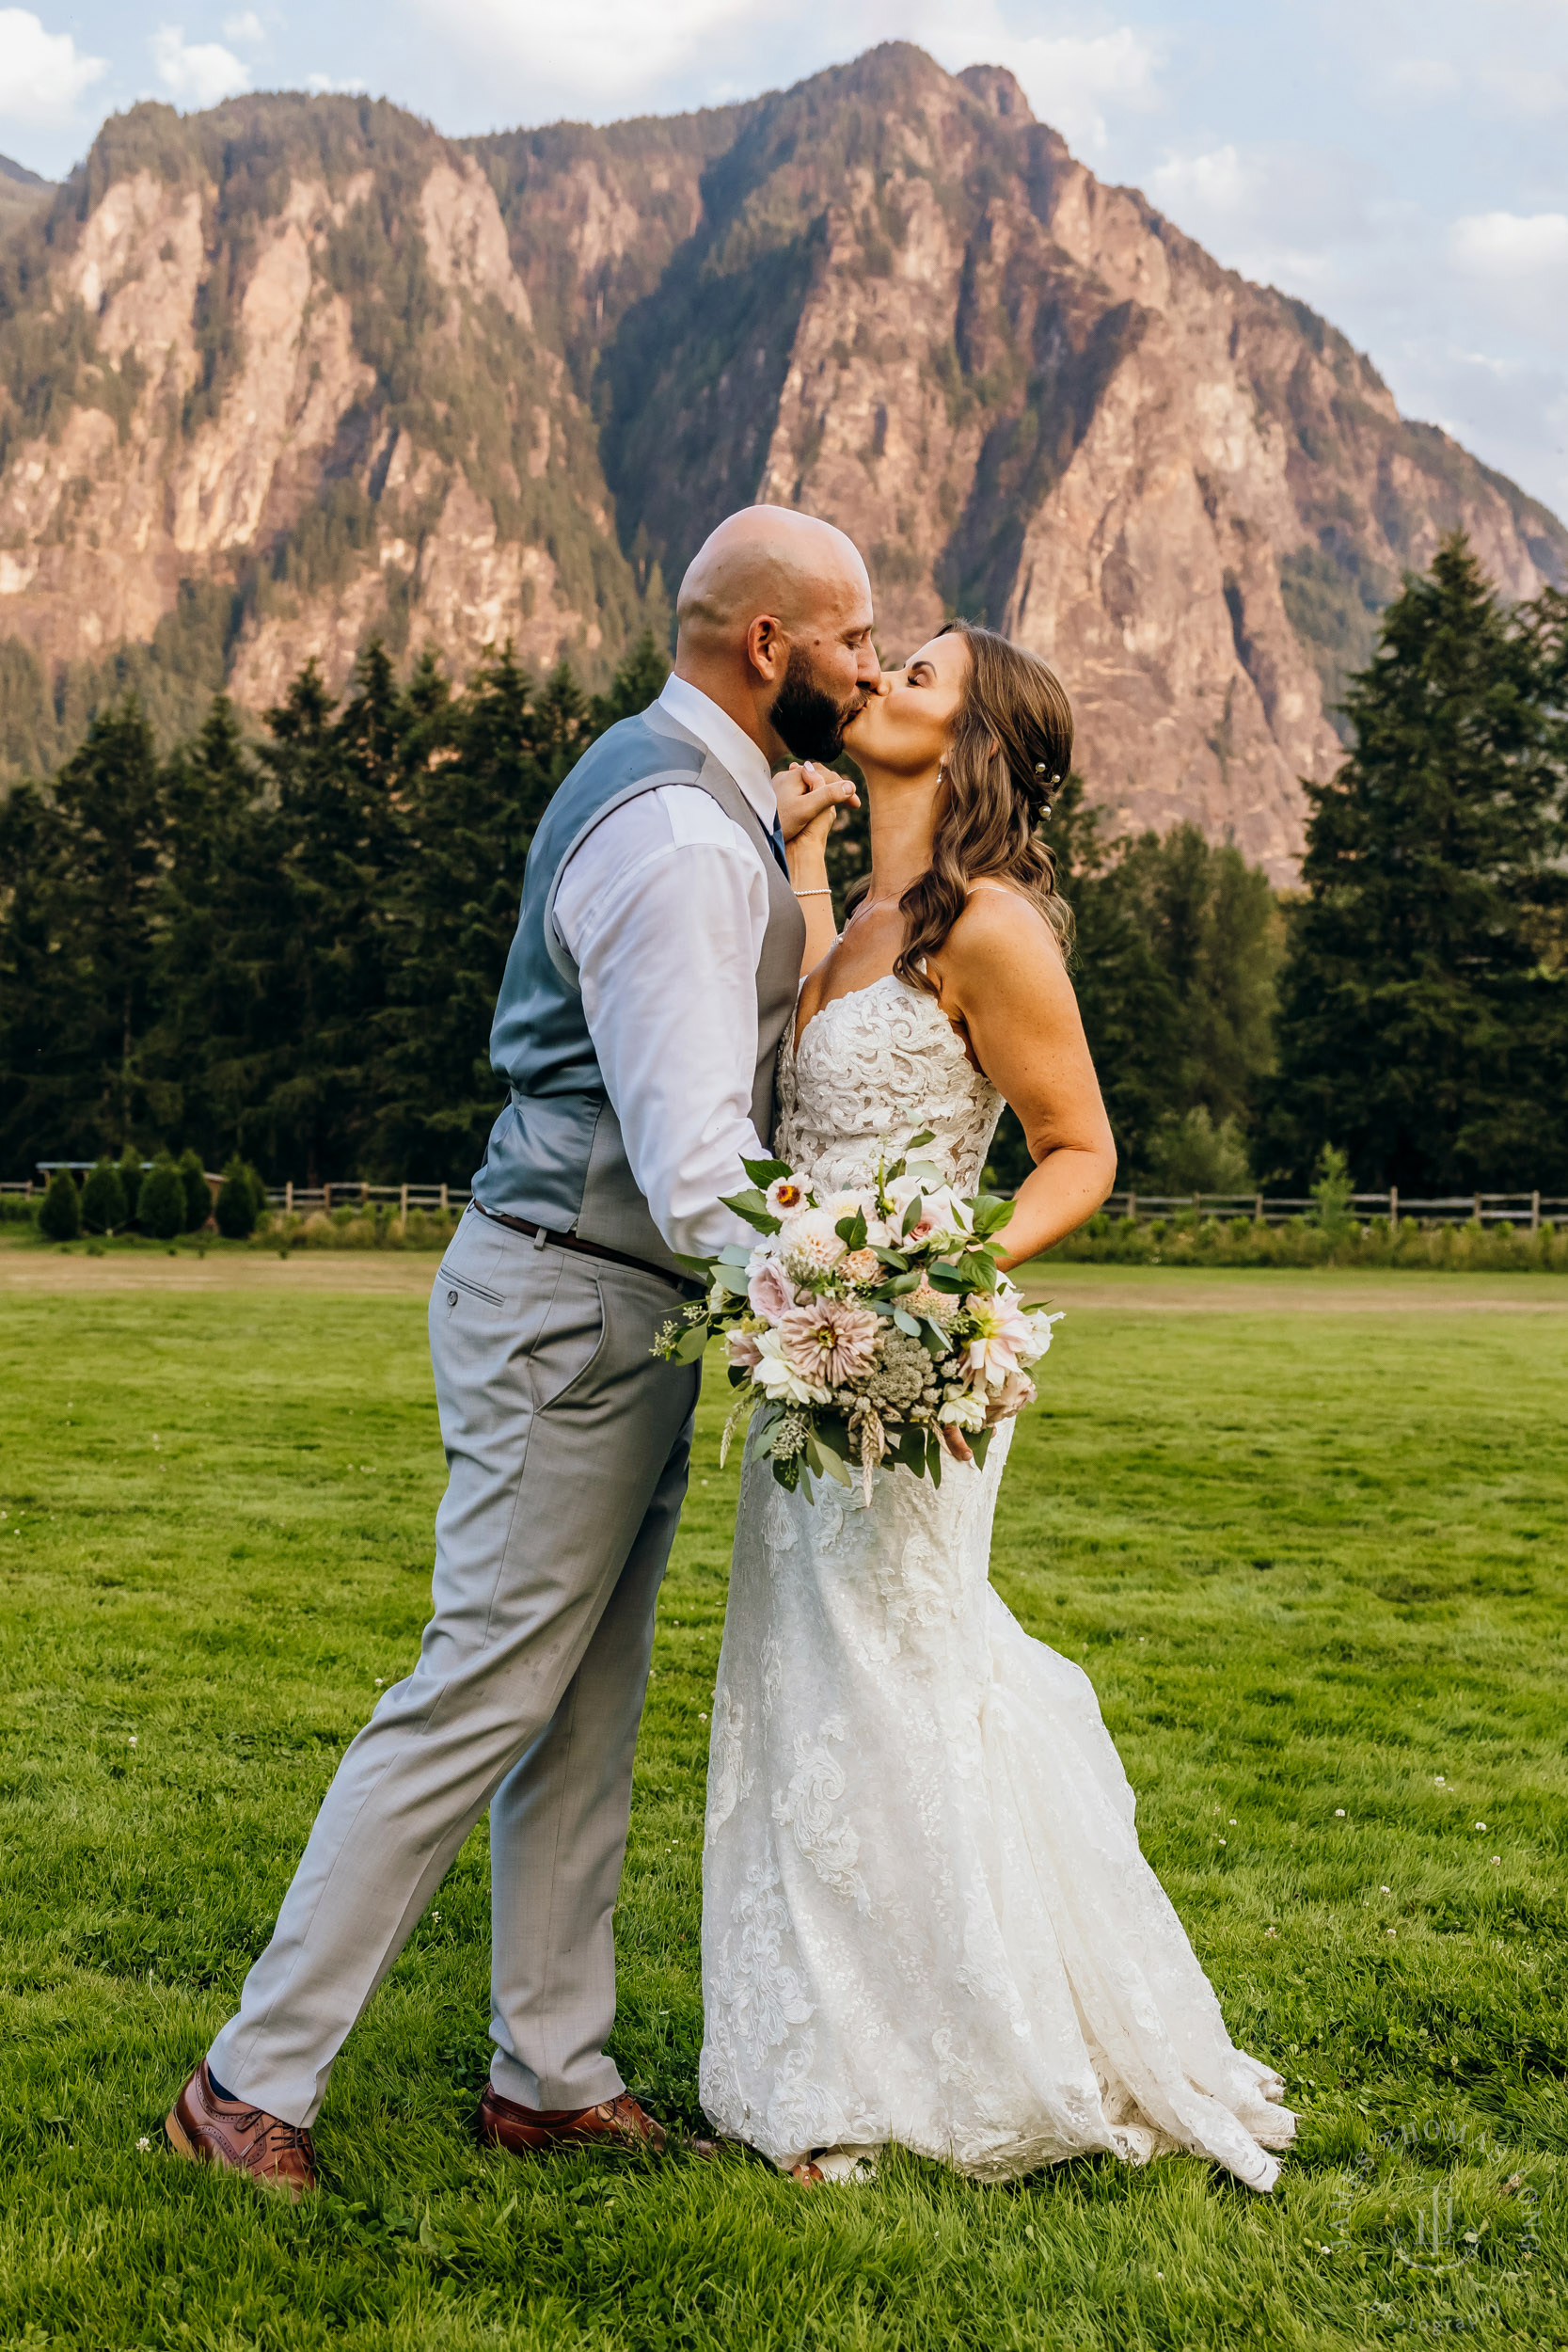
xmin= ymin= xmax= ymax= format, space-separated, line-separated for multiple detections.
xmin=793 ymin=887 xmax=833 ymax=898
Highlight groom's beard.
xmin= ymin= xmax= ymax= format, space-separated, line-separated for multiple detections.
xmin=768 ymin=645 xmax=869 ymax=764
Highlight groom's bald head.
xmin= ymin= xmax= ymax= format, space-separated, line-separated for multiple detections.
xmin=673 ymin=505 xmax=879 ymax=762
xmin=676 ymin=506 xmax=868 ymax=649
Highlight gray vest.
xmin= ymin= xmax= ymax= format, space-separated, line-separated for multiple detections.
xmin=472 ymin=701 xmax=806 ymax=1276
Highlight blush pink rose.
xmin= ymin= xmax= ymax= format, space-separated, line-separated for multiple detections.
xmin=748 ymin=1256 xmax=798 ymax=1322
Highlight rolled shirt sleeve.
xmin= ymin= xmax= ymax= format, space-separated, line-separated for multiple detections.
xmin=553 ymin=787 xmax=773 ymax=1262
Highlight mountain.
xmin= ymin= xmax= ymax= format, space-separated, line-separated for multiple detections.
xmin=0 ymin=48 xmax=1562 ymax=875
xmin=0 ymin=152 xmax=54 ymax=244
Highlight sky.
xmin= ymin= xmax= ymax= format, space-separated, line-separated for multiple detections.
xmin=2 ymin=3 xmax=1565 ymax=523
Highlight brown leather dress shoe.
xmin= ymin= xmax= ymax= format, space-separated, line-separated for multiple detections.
xmin=165 ymin=2060 xmax=317 ymax=2198
xmin=478 ymin=2083 xmax=667 ymax=2157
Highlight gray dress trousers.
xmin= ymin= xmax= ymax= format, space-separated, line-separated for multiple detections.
xmin=208 ymin=1209 xmax=700 ymax=2126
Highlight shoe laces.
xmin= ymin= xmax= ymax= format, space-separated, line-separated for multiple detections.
xmin=236 ymin=2106 xmax=315 ymax=2167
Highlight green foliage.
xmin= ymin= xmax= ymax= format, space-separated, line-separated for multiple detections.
xmin=79 ymin=1154 xmax=126 ymax=1233
xmin=117 ymin=1143 xmax=144 ymax=1226
xmin=0 ymin=629 xmax=664 ymax=1187
xmin=214 ymin=1152 xmax=259 ymax=1238
xmin=1144 ymin=1105 xmax=1254 ymax=1193
xmin=1310 ymin=1143 xmax=1355 ymax=1235
xmin=0 ymin=1270 xmax=1562 ymax=2344
xmin=1051 ymin=1209 xmax=1568 ymax=1273
xmin=982 ymin=796 xmax=1281 ymax=1191
xmin=1266 ymin=536 xmax=1568 ymax=1190
xmin=136 ymin=1152 xmax=185 ymax=1240
xmin=0 ymin=697 xmax=164 ymax=1168
xmin=36 ymin=1164 xmax=79 ymax=1241
xmin=177 ymin=1145 xmax=209 ymax=1231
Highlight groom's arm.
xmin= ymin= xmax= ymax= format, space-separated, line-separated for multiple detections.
xmin=554 ymin=787 xmax=772 ymax=1263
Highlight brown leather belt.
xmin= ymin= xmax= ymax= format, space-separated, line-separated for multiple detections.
xmin=470 ymin=1198 xmax=693 ymax=1290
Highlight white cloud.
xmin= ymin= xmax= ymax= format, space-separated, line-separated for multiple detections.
xmin=151 ymin=25 xmax=251 ymax=110
xmin=307 ymin=72 xmax=367 ymax=95
xmin=0 ymin=8 xmax=106 ymax=125
xmin=1148 ymin=140 xmax=1378 ymax=289
xmin=1449 ymin=211 xmax=1568 ymax=349
xmin=1450 ymin=209 xmax=1568 ymax=280
xmin=1386 ymin=56 xmax=1461 ymax=102
xmin=408 ymin=0 xmax=751 ymax=112
xmin=222 ymin=11 xmax=267 ymax=41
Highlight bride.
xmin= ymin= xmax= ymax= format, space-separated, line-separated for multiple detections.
xmin=698 ymin=620 xmax=1294 ymax=2192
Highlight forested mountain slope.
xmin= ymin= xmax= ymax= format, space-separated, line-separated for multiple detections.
xmin=1 ymin=46 xmax=1562 ymax=875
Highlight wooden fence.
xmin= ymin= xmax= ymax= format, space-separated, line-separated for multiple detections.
xmin=1103 ymin=1190 xmax=1567 ymax=1231
xmin=7 ymin=1175 xmax=1564 ymax=1232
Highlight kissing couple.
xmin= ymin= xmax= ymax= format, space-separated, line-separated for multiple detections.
xmin=168 ymin=507 xmax=1294 ymax=2196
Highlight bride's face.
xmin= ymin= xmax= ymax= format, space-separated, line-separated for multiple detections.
xmin=842 ymin=633 xmax=970 ymax=777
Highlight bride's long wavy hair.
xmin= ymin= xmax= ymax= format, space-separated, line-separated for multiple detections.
xmin=853 ymin=621 xmax=1075 ymax=993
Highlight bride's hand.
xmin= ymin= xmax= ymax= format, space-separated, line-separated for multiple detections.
xmin=775 ymin=760 xmax=859 ymax=851
xmin=939 ymin=1423 xmax=974 ymax=1465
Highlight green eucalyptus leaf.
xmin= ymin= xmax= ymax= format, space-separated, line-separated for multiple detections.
xmin=672 ymin=1321 xmax=711 ymax=1362
xmin=893 ymin=1308 xmax=921 ymax=1336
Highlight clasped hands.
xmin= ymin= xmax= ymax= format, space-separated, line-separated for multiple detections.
xmin=773 ymin=760 xmax=859 ymax=850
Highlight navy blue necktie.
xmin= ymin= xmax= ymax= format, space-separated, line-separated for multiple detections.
xmin=768 ymin=812 xmax=789 ymax=875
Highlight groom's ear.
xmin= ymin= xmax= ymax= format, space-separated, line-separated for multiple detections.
xmin=746 ymin=613 xmax=788 ymax=683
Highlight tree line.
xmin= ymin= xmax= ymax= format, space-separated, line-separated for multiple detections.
xmin=1 ymin=535 xmax=1564 ymax=1199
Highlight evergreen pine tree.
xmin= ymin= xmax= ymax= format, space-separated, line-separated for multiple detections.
xmin=80 ymin=1156 xmax=127 ymax=1233
xmin=373 ymin=647 xmax=558 ymax=1178
xmin=0 ymin=702 xmax=164 ymax=1169
xmin=214 ymin=1153 xmax=258 ymax=1238
xmin=118 ymin=1143 xmax=145 ymax=1227
xmin=1266 ymin=536 xmax=1568 ymax=1187
xmin=38 ymin=1165 xmax=81 ymax=1242
xmin=177 ymin=1146 xmax=210 ymax=1231
xmin=138 ymin=1152 xmax=185 ymax=1239
xmin=589 ymin=629 xmax=670 ymax=730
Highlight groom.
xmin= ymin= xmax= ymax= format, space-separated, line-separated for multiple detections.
xmin=167 ymin=507 xmax=879 ymax=2192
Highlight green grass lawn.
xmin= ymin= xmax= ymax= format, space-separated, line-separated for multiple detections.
xmin=1 ymin=1259 xmax=1563 ymax=2349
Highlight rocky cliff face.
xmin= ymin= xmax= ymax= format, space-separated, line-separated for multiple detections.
xmin=1 ymin=53 xmax=1563 ymax=874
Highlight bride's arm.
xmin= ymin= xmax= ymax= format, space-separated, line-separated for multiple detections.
xmin=930 ymin=891 xmax=1117 ymax=1269
xmin=775 ymin=760 xmax=855 ymax=975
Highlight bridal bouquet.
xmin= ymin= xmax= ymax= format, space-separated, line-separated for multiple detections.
xmin=654 ymin=1136 xmax=1061 ymax=1500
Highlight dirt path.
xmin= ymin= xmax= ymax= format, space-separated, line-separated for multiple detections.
xmin=4 ymin=1242 xmax=1564 ymax=1312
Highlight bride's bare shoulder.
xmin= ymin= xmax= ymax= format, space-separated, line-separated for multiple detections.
xmin=942 ymin=881 xmax=1066 ymax=971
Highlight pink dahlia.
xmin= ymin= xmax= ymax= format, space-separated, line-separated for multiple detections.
xmin=778 ymin=1299 xmax=880 ymax=1388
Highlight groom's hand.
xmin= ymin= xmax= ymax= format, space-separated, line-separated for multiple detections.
xmin=775 ymin=760 xmax=859 ymax=846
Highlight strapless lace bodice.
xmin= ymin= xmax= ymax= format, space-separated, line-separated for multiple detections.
xmin=774 ymin=974 xmax=1003 ymax=1197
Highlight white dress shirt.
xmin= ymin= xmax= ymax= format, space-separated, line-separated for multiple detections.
xmin=551 ymin=675 xmax=780 ymax=1261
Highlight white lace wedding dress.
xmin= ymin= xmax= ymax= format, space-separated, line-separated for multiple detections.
xmin=698 ymin=974 xmax=1295 ymax=2189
